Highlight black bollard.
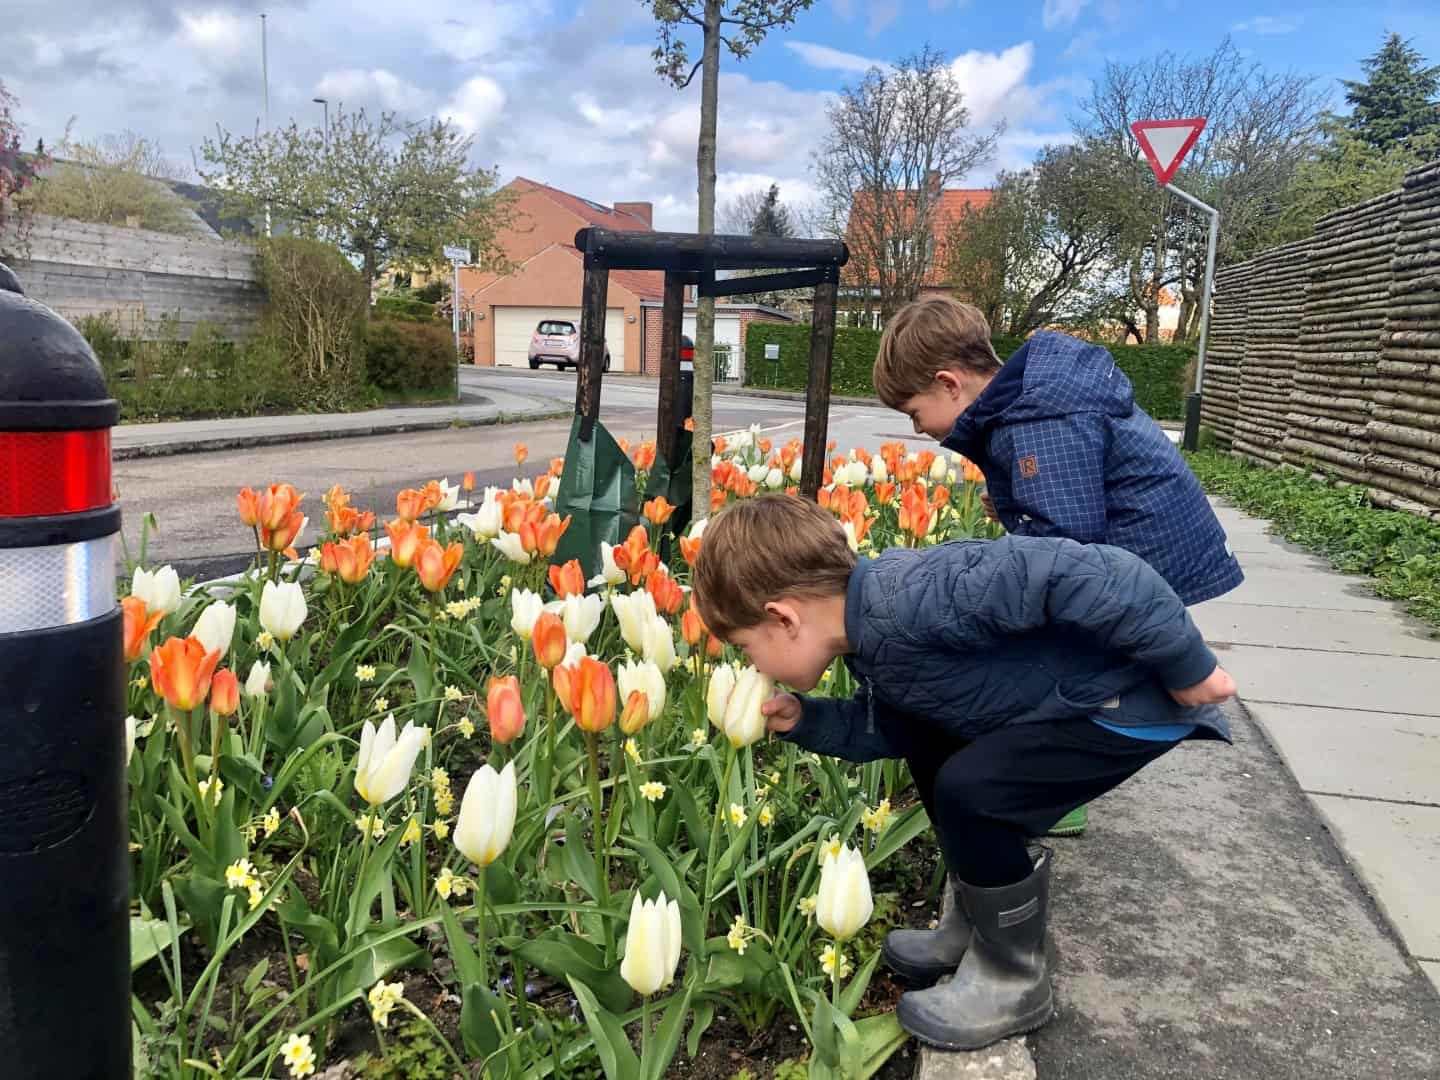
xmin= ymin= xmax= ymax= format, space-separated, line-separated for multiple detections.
xmin=0 ymin=266 xmax=129 ymax=1077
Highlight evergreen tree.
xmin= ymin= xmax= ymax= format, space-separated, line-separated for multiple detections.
xmin=748 ymin=183 xmax=792 ymax=237
xmin=1342 ymin=33 xmax=1440 ymax=152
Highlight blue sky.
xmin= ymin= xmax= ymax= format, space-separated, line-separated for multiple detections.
xmin=2 ymin=0 xmax=1436 ymax=231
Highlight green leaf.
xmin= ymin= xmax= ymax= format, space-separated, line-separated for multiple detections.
xmin=685 ymin=999 xmax=715 ymax=1059
xmin=569 ymin=977 xmax=641 ymax=1080
xmin=459 ymin=981 xmax=512 ymax=1069
xmin=277 ymin=891 xmax=339 ymax=954
xmin=838 ymin=949 xmax=883 ymax=1016
xmin=701 ymin=938 xmax=778 ymax=996
xmin=485 ymin=860 xmax=521 ymax=907
xmin=863 ymin=804 xmax=930 ymax=871
xmin=645 ymin=985 xmax=693 ymax=1080
xmin=562 ymin=815 xmax=601 ymax=902
xmin=336 ymin=927 xmax=430 ymax=1002
xmin=439 ymin=898 xmax=483 ymax=988
xmin=129 ymin=915 xmax=187 ymax=972
xmin=850 ymin=1014 xmax=910 ymax=1080
xmin=242 ymin=958 xmax=270 ymax=996
xmin=407 ymin=645 xmax=435 ymax=704
xmin=345 ymin=813 xmax=410 ymax=937
xmin=514 ymin=928 xmax=633 ymax=1015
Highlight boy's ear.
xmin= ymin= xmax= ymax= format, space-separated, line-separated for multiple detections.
xmin=933 ymin=369 xmax=965 ymax=399
xmin=762 ymin=600 xmax=801 ymax=636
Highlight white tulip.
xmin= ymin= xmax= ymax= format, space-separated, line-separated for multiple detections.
xmin=620 ymin=890 xmax=682 ymax=996
xmin=132 ymin=565 xmax=182 ymax=615
xmin=842 ymin=520 xmax=859 ymax=552
xmin=618 ymin=659 xmax=668 ymax=725
xmin=834 ymin=461 xmax=868 ymax=488
xmin=454 ymin=760 xmax=517 ymax=867
xmin=510 ymin=589 xmax=544 ymax=640
xmin=707 ymin=663 xmax=737 ymax=728
xmin=951 ymin=453 xmax=965 ymax=470
xmin=765 ymin=467 xmax=783 ymax=489
xmin=610 ymin=590 xmax=657 ymax=654
xmin=244 ymin=659 xmax=272 ymax=698
xmin=588 ymin=542 xmax=627 ymax=588
xmin=640 ymin=616 xmax=678 ymax=673
xmin=747 ymin=463 xmax=769 ymax=484
xmin=871 ymin=457 xmax=889 ymax=484
xmin=730 ymin=430 xmax=753 ymax=451
xmin=434 ymin=478 xmax=461 ymax=513
xmin=788 ymin=457 xmax=803 ymax=482
xmin=457 ymin=495 xmax=503 ymax=540
xmin=720 ymin=665 xmax=772 ymax=748
xmin=125 ymin=714 xmax=138 ymax=766
xmin=546 ymin=592 xmax=603 ymax=644
xmin=816 ymin=844 xmax=873 ymax=940
xmin=354 ymin=714 xmax=428 ymax=807
xmin=688 ymin=517 xmax=708 ymax=540
xmin=491 ymin=531 xmax=532 ymax=564
xmin=929 ymin=455 xmax=948 ymax=483
xmin=749 ymin=423 xmax=762 ymax=441
xmin=259 ymin=580 xmax=307 ymax=642
xmin=947 ymin=469 xmax=957 ymax=484
xmin=191 ymin=601 xmax=237 ymax=658
xmin=512 ymin=477 xmax=534 ymax=497
xmin=558 ymin=641 xmax=587 ymax=671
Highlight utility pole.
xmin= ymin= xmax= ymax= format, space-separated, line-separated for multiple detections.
xmin=261 ymin=12 xmax=271 ymax=237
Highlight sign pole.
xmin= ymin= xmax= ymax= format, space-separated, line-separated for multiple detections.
xmin=1165 ymin=183 xmax=1219 ymax=452
xmin=443 ymin=244 xmax=470 ymax=403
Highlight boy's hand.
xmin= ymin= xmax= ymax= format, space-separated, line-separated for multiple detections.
xmin=981 ymin=493 xmax=999 ymax=522
xmin=1169 ymin=666 xmax=1237 ymax=707
xmin=761 ymin=692 xmax=803 ymax=734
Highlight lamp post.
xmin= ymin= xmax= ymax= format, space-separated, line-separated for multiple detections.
xmin=312 ymin=97 xmax=329 ymax=147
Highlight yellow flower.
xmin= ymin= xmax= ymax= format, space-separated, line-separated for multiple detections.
xmin=625 ymin=737 xmax=642 ymax=765
xmin=444 ymin=685 xmax=463 ymax=702
xmin=726 ymin=915 xmax=749 ymax=955
xmin=256 ymin=630 xmax=275 ymax=651
xmin=768 ymin=770 xmax=780 ymax=784
xmin=820 ymin=943 xmax=852 ymax=981
xmin=758 ymin=805 xmax=775 ymax=828
xmin=690 ymin=727 xmax=707 ymax=747
xmin=445 ymin=599 xmax=469 ymax=618
xmin=355 ymin=813 xmax=386 ymax=840
xmin=131 ymin=675 xmax=150 ymax=689
xmin=435 ymin=791 xmax=455 ymax=817
xmin=225 ymin=858 xmax=257 ymax=890
xmin=432 ymin=820 xmax=450 ymax=841
xmin=432 ymin=767 xmax=451 ymax=792
xmin=861 ymin=799 xmax=893 ymax=834
xmin=248 ymin=882 xmax=265 ymax=910
xmin=279 ymin=1032 xmax=316 ymax=1078
xmin=400 ymin=818 xmax=422 ymax=847
xmin=729 ymin=803 xmax=747 ymax=828
xmin=450 ymin=874 xmax=471 ymax=898
xmin=820 ymin=834 xmax=843 ymax=864
xmin=435 ymin=866 xmax=456 ymax=900
xmin=500 ymin=575 xmax=512 ymax=588
xmin=372 ymin=697 xmax=389 ymax=713
xmin=457 ymin=717 xmax=476 ymax=739
xmin=198 ymin=777 xmax=224 ymax=805
xmin=355 ymin=664 xmax=377 ymax=682
xmin=368 ymin=979 xmax=405 ymax=1028
xmin=244 ymin=823 xmax=259 ymax=844
xmin=798 ymin=895 xmax=818 ymax=918
xmin=639 ymin=781 xmax=667 ymax=802
xmin=263 ymin=807 xmax=281 ymax=837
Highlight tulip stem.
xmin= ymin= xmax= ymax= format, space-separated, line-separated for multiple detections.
xmin=640 ymin=993 xmax=651 ymax=1078
xmin=697 ymin=747 xmax=738 ymax=947
xmin=585 ymin=732 xmax=614 ymax=963
xmin=475 ymin=866 xmax=488 ymax=993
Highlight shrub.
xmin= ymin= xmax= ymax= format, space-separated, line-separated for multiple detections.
xmin=375 ymin=295 xmax=439 ymax=322
xmin=744 ymin=324 xmax=1193 ymax=420
xmin=362 ymin=317 xmax=456 ymax=392
xmin=257 ymin=236 xmax=367 ymax=397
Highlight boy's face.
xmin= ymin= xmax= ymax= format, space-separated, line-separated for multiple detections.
xmin=900 ymin=368 xmax=992 ymax=440
xmin=727 ymin=599 xmax=839 ymax=692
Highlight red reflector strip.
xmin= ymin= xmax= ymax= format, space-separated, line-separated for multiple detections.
xmin=0 ymin=429 xmax=113 ymax=517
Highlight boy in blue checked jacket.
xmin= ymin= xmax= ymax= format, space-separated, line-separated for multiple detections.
xmin=874 ymin=296 xmax=1243 ymax=841
xmin=691 ymin=495 xmax=1238 ymax=1050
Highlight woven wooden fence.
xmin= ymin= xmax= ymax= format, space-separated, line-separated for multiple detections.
xmin=1205 ymin=160 xmax=1440 ymax=519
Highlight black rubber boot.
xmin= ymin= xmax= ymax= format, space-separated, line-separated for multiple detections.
xmin=895 ymin=848 xmax=1054 ymax=1051
xmin=882 ymin=874 xmax=971 ymax=987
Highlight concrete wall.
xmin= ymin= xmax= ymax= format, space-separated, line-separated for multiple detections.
xmin=2 ymin=214 xmax=264 ymax=339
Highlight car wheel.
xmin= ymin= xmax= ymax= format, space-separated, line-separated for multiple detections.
xmin=603 ymin=353 xmax=612 ymax=373
xmin=528 ymin=358 xmax=539 ymax=370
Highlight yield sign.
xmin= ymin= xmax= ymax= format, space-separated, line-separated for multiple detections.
xmin=1130 ymin=117 xmax=1207 ymax=185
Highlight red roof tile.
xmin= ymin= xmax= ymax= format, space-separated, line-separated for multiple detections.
xmin=555 ymin=245 xmax=665 ymax=301
xmin=844 ymin=187 xmax=993 ymax=287
xmin=514 ymin=177 xmax=654 ymax=232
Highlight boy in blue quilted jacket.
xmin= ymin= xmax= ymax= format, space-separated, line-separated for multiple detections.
xmin=874 ymin=297 xmax=1244 ymax=839
xmin=691 ymin=494 xmax=1236 ymax=1051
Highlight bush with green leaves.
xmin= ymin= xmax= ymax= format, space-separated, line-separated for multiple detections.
xmin=376 ymin=295 xmax=441 ymax=323
xmin=362 ymin=318 xmax=457 ymax=393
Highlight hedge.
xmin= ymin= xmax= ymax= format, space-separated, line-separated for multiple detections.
xmin=363 ymin=318 xmax=457 ymax=392
xmin=744 ymin=324 xmax=1193 ymax=421
xmin=374 ymin=295 xmax=439 ymax=322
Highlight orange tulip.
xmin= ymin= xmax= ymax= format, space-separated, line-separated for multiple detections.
xmin=257 ymin=483 xmax=303 ymax=532
xmin=532 ymin=611 xmax=568 ymax=669
xmin=324 ymin=484 xmax=350 ymax=512
xmin=916 ymin=450 xmax=937 ymax=477
xmin=327 ymin=504 xmax=375 ymax=536
xmin=534 ymin=474 xmax=553 ymax=501
xmin=549 ymin=456 xmax=566 ymax=477
xmin=684 ymin=416 xmax=695 ymax=432
xmin=318 ymin=542 xmax=340 ymax=575
xmin=846 ymin=512 xmax=874 ymax=546
xmin=931 ymin=484 xmax=951 ymax=508
xmin=517 ymin=518 xmax=541 ymax=555
xmin=899 ymin=485 xmax=933 ymax=539
xmin=678 ymin=534 xmax=702 ymax=566
xmin=779 ymin=443 xmax=800 ymax=470
xmin=785 ymin=485 xmax=798 ymax=497
xmin=757 ymin=437 xmax=772 ymax=455
xmin=395 ymin=488 xmax=427 ymax=523
xmin=535 ymin=513 xmax=571 ymax=558
xmin=462 ymin=471 xmax=476 ymax=492
xmin=646 ymin=571 xmax=684 ymax=616
xmin=414 ymin=539 xmax=464 ymax=593
xmin=209 ymin=668 xmax=239 ymax=717
xmin=514 ymin=443 xmax=529 ymax=466
xmin=620 ymin=690 xmax=649 ymax=736
xmin=875 ymin=481 xmax=896 ymax=504
xmin=827 ymin=440 xmax=837 ymax=451
xmin=324 ymin=534 xmax=377 ymax=585
xmin=552 ymin=661 xmax=577 ymax=715
xmin=236 ymin=486 xmax=261 ymax=528
xmin=680 ymin=606 xmax=705 ymax=647
xmin=571 ymin=657 xmax=617 ymax=733
xmin=633 ymin=441 xmax=656 ymax=472
xmin=385 ymin=520 xmax=430 ymax=568
xmin=420 ymin=480 xmax=445 ymax=511
xmin=643 ymin=496 xmax=675 ymax=526
xmin=548 ymin=558 xmax=586 ymax=599
xmin=710 ymin=488 xmax=729 ymax=513
xmin=613 ymin=525 xmax=650 ymax=585
xmin=617 ymin=437 xmax=632 ymax=454
xmin=486 ymin=675 xmax=526 ymax=744
xmin=960 ymin=456 xmax=985 ymax=484
xmin=262 ymin=509 xmax=306 ymax=553
xmin=851 ymin=447 xmax=871 ymax=467
xmin=713 ymin=436 xmax=728 ymax=455
xmin=123 ymin=595 xmax=165 ymax=663
xmin=150 ymin=636 xmax=222 ymax=712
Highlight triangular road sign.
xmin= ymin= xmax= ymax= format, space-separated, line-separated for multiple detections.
xmin=1130 ymin=117 xmax=1207 ymax=185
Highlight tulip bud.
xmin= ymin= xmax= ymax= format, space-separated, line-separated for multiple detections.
xmin=640 ymin=616 xmax=678 ymax=674
xmin=532 ymin=611 xmax=568 ymax=669
xmin=209 ymin=668 xmax=240 ymax=717
xmin=454 ymin=761 xmax=517 ymax=867
xmin=720 ymin=666 xmax=772 ymax=748
xmin=510 ymin=588 xmax=544 ymax=640
xmin=354 ymin=714 xmax=428 ymax=807
xmin=930 ymin=454 xmax=949 ymax=483
xmin=591 ymin=542 xmax=627 ymax=588
xmin=707 ymin=663 xmax=737 ymax=729
xmin=620 ymin=890 xmax=682 ymax=996
xmin=552 ymin=592 xmax=603 ymax=644
xmin=245 ymin=659 xmax=273 ymax=698
xmin=149 ymin=636 xmax=222 ymax=712
xmin=610 ymin=590 xmax=657 ymax=654
xmin=125 ymin=714 xmax=138 ymax=766
xmin=617 ymin=659 xmax=666 ymax=731
xmin=815 ymin=844 xmax=873 ymax=941
xmin=191 ymin=601 xmax=237 ymax=659
xmin=132 ymin=565 xmax=182 ymax=615
xmin=485 ymin=676 xmax=526 ymax=745
xmin=259 ymin=580 xmax=308 ymax=642
xmin=491 ymin=530 xmax=532 ymax=564
xmin=571 ymin=657 xmax=617 ymax=733
xmin=620 ymin=689 xmax=650 ymax=736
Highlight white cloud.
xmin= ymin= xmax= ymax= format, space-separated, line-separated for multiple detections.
xmin=785 ymin=41 xmax=887 ymax=74
xmin=950 ymin=43 xmax=1036 ymax=128
xmin=1041 ymin=0 xmax=1089 ymax=30
xmin=440 ymin=77 xmax=507 ymax=138
xmin=314 ymin=70 xmax=431 ymax=114
xmin=176 ymin=9 xmax=253 ymax=67
xmin=1232 ymin=14 xmax=1303 ymax=34
xmin=868 ymin=0 xmax=902 ymax=33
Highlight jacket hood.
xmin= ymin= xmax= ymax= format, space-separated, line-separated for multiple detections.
xmin=943 ymin=332 xmax=1135 ymax=456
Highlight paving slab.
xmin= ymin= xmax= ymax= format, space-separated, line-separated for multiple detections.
xmin=1193 ymin=604 xmax=1440 ymax=658
xmin=1247 ymin=702 xmax=1440 ymax=803
xmin=1029 ymin=701 xmax=1440 ymax=1079
xmin=1310 ymin=795 xmax=1440 ymax=960
xmin=916 ymin=1037 xmax=1033 ymax=1079
xmin=1423 ymin=962 xmax=1440 ymax=996
xmin=1216 ymin=645 xmax=1440 ymax=716
xmin=1215 ymin=564 xmax=1395 ymax=613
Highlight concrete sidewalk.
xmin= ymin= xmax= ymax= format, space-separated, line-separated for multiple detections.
xmin=112 ymin=382 xmax=568 ymax=459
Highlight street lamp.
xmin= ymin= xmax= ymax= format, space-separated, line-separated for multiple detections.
xmin=312 ymin=97 xmax=329 ymax=146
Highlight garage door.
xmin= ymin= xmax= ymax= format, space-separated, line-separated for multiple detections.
xmin=493 ymin=306 xmax=626 ymax=369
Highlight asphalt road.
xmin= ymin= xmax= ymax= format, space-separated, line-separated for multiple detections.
xmin=114 ymin=367 xmax=925 ymax=580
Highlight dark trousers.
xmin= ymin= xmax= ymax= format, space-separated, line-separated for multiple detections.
xmin=889 ymin=716 xmax=1178 ymax=888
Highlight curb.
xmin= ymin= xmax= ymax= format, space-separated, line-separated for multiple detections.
xmin=112 ymin=407 xmax=572 ymax=461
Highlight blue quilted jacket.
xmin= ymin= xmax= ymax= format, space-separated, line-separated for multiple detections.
xmin=942 ymin=331 xmax=1243 ymax=606
xmin=784 ymin=538 xmax=1230 ymax=763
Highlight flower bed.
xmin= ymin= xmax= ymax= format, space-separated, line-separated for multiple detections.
xmin=124 ymin=431 xmax=997 ymax=1079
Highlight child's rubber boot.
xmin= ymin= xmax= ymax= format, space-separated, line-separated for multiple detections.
xmin=1047 ymin=804 xmax=1088 ymax=837
xmin=895 ymin=848 xmax=1055 ymax=1051
xmin=881 ymin=874 xmax=970 ymax=987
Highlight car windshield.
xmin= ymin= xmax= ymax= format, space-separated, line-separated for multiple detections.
xmin=538 ymin=321 xmax=575 ymax=335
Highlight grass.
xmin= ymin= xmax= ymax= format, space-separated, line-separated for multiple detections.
xmin=1187 ymin=451 xmax=1440 ymax=630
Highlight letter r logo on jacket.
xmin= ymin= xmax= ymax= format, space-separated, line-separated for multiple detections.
xmin=1018 ymin=455 xmax=1040 ymax=479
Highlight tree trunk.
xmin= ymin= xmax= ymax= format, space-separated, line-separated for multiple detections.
xmin=690 ymin=0 xmax=722 ymax=521
xmin=363 ymin=246 xmax=377 ymax=320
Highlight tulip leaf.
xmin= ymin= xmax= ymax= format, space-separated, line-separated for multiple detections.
xmin=562 ymin=816 xmax=601 ymax=902
xmin=515 ymin=928 xmax=633 ymax=1014
xmin=407 ymin=646 xmax=434 ymax=705
xmin=485 ymin=860 xmax=520 ymax=907
xmin=276 ymin=892 xmax=339 ymax=954
xmin=850 ymin=1014 xmax=910 ymax=1080
xmin=701 ymin=938 xmax=778 ymax=995
xmin=685 ymin=998 xmax=714 ymax=1058
xmin=810 ymin=996 xmax=840 ymax=1065
xmin=862 ymin=803 xmax=930 ymax=871
xmin=459 ymin=981 xmax=512 ymax=1069
xmin=670 ymin=781 xmax=709 ymax=852
xmin=569 ymin=977 xmax=641 ymax=1080
xmin=261 ymin=732 xmax=346 ymax=813
xmin=345 ymin=816 xmax=410 ymax=937
xmin=838 ymin=948 xmax=883 ymax=1016
xmin=130 ymin=915 xmax=187 ymax=972
xmin=438 ymin=897 xmax=483 ymax=988
xmin=336 ymin=927 xmax=429 ymax=1002
xmin=644 ymin=985 xmax=694 ymax=1080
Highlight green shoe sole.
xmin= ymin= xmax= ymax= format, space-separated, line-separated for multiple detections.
xmin=1047 ymin=805 xmax=1088 ymax=837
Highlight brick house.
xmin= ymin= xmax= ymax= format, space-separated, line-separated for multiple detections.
xmin=459 ymin=178 xmax=791 ymax=375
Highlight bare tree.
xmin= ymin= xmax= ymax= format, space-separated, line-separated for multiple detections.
xmin=35 ymin=131 xmax=195 ymax=234
xmin=647 ymin=0 xmax=815 ymax=516
xmin=815 ymin=46 xmax=998 ymax=325
xmin=718 ymin=187 xmax=769 ymax=234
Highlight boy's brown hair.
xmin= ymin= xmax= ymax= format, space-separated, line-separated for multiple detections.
xmin=873 ymin=295 xmax=1002 ymax=409
xmin=692 ymin=494 xmax=856 ymax=640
